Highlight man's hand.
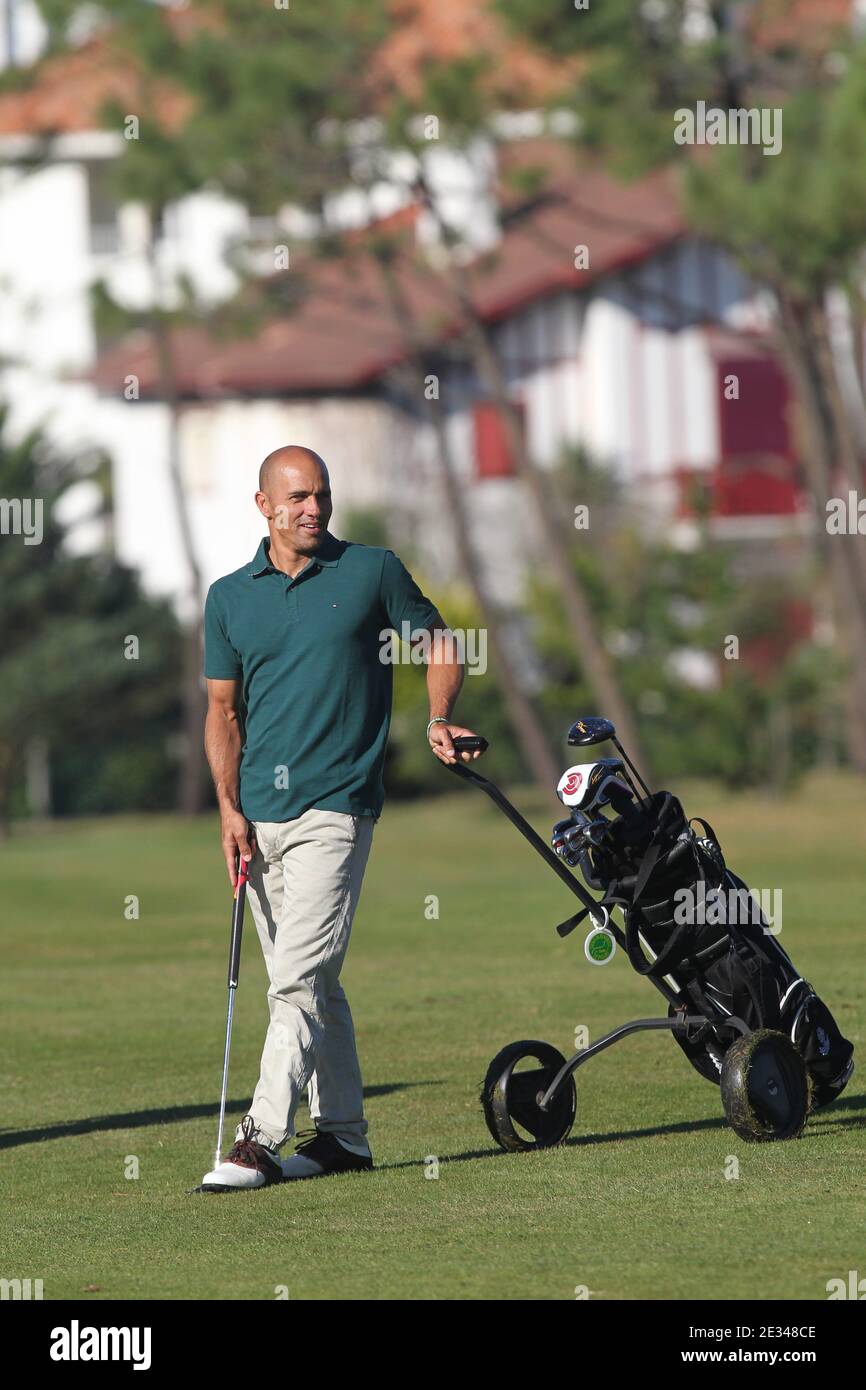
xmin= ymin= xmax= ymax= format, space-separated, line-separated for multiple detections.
xmin=428 ymin=721 xmax=486 ymax=766
xmin=220 ymin=809 xmax=257 ymax=888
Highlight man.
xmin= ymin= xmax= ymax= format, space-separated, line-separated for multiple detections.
xmin=200 ymin=445 xmax=484 ymax=1190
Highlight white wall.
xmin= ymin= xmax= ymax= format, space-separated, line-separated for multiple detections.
xmin=0 ymin=111 xmax=503 ymax=612
xmin=431 ymin=238 xmax=768 ymax=588
xmin=0 ymin=0 xmax=46 ymax=69
xmin=0 ymin=161 xmax=94 ymax=373
xmin=106 ymin=396 xmax=428 ymax=615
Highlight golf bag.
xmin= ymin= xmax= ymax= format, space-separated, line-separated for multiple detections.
xmin=447 ymin=721 xmax=853 ymax=1152
xmin=574 ymin=787 xmax=853 ymax=1107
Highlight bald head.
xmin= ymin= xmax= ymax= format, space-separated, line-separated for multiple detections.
xmin=259 ymin=445 xmax=329 ymax=495
xmin=256 ymin=444 xmax=333 ymax=561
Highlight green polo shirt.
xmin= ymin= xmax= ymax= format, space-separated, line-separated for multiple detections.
xmin=204 ymin=533 xmax=441 ymax=823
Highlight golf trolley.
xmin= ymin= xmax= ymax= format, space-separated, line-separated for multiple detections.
xmin=447 ymin=719 xmax=853 ymax=1151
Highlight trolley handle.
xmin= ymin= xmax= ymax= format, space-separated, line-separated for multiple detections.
xmin=442 ymin=737 xmax=609 ymax=931
xmin=451 ymin=735 xmax=489 ymax=755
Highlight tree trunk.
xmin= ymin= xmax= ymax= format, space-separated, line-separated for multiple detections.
xmin=375 ymin=250 xmax=560 ymax=795
xmin=421 ymin=385 xmax=561 ymax=795
xmin=0 ymin=739 xmax=13 ymax=838
xmin=810 ymin=302 xmax=866 ymax=597
xmin=466 ymin=314 xmax=647 ymax=758
xmin=772 ymin=293 xmax=866 ymax=770
xmin=412 ymin=176 xmax=648 ymax=774
xmin=158 ymin=330 xmax=209 ymax=816
xmin=148 ymin=217 xmax=209 ymax=814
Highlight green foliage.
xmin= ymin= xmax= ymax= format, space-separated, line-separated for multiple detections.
xmin=498 ymin=0 xmax=730 ymax=175
xmin=84 ymin=0 xmax=391 ymax=214
xmin=384 ymin=54 xmax=494 ymax=155
xmin=22 ymin=0 xmax=844 ymax=805
xmin=339 ymin=506 xmax=391 ymax=551
xmin=386 ymin=578 xmax=522 ymax=798
xmin=528 ymin=450 xmax=836 ymax=787
xmin=0 ymin=411 xmax=184 ymax=820
xmin=498 ymin=0 xmax=866 ymax=292
xmin=685 ymin=49 xmax=866 ymax=296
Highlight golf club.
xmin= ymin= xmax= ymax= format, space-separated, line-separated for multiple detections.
xmin=567 ymin=716 xmax=652 ymax=800
xmin=213 ymin=853 xmax=249 ymax=1171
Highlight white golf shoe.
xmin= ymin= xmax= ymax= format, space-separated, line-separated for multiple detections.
xmin=200 ymin=1116 xmax=283 ymax=1192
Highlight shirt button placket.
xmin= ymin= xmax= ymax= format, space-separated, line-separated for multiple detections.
xmin=285 ymin=577 xmax=299 ymax=624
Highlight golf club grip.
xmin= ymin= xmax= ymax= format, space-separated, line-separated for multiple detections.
xmin=228 ymin=858 xmax=249 ymax=989
xmin=452 ymin=735 xmax=489 ymax=754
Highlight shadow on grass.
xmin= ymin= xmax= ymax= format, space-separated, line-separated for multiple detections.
xmin=5 ymin=1085 xmax=861 ymax=1161
xmin=376 ymin=1091 xmax=866 ymax=1171
xmin=799 ymin=1090 xmax=866 ymax=1133
xmin=374 ymin=1113 xmax=734 ymax=1170
xmin=0 ymin=1081 xmax=437 ymax=1150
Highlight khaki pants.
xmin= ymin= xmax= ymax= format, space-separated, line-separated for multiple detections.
xmin=237 ymin=808 xmax=375 ymax=1153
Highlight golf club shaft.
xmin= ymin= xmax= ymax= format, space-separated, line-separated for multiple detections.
xmin=612 ymin=736 xmax=652 ymax=799
xmin=214 ymin=985 xmax=236 ymax=1169
xmin=214 ymin=856 xmax=249 ymax=1167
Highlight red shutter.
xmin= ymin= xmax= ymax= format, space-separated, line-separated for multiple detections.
xmin=473 ymin=401 xmax=525 ymax=479
xmin=715 ymin=356 xmax=800 ymax=516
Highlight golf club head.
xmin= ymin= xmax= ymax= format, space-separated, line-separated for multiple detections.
xmin=567 ymin=716 xmax=616 ymax=748
xmin=583 ymin=819 xmax=613 ymax=847
xmin=188 ymin=1184 xmax=235 ymax=1195
xmin=551 ymin=817 xmax=583 ymax=865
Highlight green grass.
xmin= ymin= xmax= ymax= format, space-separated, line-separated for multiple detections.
xmin=2 ymin=772 xmax=864 ymax=1300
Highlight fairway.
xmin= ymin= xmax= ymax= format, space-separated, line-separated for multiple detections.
xmin=2 ymin=774 xmax=864 ymax=1301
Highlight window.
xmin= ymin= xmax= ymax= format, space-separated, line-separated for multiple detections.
xmin=473 ymin=400 xmax=526 ymax=479
xmin=87 ymin=163 xmax=120 ymax=256
xmin=715 ymin=354 xmax=799 ymax=516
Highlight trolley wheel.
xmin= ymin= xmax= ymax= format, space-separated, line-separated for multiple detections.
xmin=720 ymin=1028 xmax=810 ymax=1142
xmin=481 ymin=1039 xmax=576 ymax=1153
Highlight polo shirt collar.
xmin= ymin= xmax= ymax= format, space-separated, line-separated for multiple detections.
xmin=248 ymin=531 xmax=343 ymax=577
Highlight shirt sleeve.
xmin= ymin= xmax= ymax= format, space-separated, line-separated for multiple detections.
xmin=379 ymin=550 xmax=442 ymax=633
xmin=204 ymin=584 xmax=242 ymax=680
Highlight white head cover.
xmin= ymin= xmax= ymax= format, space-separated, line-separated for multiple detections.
xmin=556 ymin=762 xmax=603 ymax=809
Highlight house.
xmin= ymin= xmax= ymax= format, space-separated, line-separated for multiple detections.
xmin=88 ymin=146 xmax=811 ymax=612
xmin=0 ymin=0 xmax=563 ymax=596
xmin=0 ymin=4 xmax=821 ymax=617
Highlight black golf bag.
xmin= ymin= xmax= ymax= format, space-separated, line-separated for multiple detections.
xmin=577 ymin=788 xmax=853 ymax=1108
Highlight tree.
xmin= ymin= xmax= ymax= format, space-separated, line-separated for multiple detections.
xmin=13 ymin=0 xmax=560 ymax=791
xmin=370 ymin=233 xmax=560 ymax=790
xmin=530 ymin=446 xmax=842 ymax=788
xmin=38 ymin=0 xmax=640 ymax=788
xmin=410 ymin=169 xmax=647 ymax=766
xmin=495 ymin=0 xmax=866 ymax=768
xmin=0 ymin=410 xmax=184 ymax=830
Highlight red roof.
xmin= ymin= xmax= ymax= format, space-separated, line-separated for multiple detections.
xmin=0 ymin=0 xmax=569 ymax=138
xmin=377 ymin=0 xmax=575 ymax=104
xmin=747 ymin=0 xmax=853 ymax=50
xmin=92 ymin=159 xmax=685 ymax=398
xmin=0 ymin=0 xmax=850 ymax=138
xmin=0 ymin=19 xmax=194 ymax=137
